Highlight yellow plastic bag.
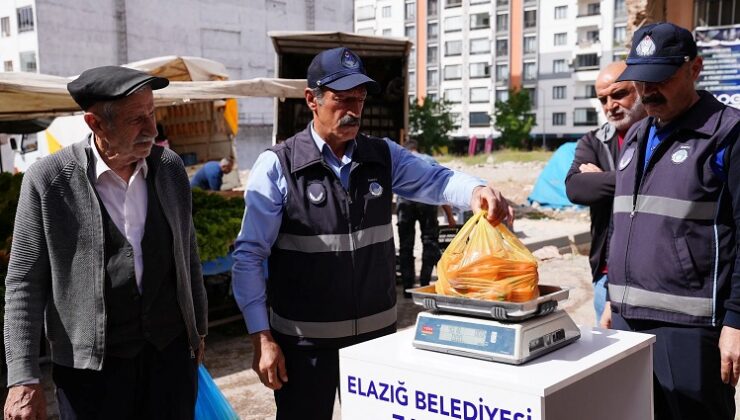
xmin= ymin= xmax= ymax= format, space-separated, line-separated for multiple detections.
xmin=435 ymin=211 xmax=539 ymax=302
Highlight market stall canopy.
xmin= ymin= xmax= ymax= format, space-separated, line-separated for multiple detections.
xmin=125 ymin=55 xmax=230 ymax=81
xmin=0 ymin=71 xmax=306 ymax=122
xmin=269 ymin=31 xmax=412 ymax=57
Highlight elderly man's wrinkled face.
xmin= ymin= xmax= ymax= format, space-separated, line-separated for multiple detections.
xmin=307 ymin=86 xmax=367 ymax=143
xmin=89 ymin=88 xmax=158 ymax=167
xmin=634 ymin=58 xmax=703 ymax=124
xmin=596 ymin=81 xmax=644 ymax=133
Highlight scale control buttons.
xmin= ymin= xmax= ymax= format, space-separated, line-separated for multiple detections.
xmin=529 ymin=328 xmax=566 ymax=352
xmin=489 ymin=331 xmax=498 ymax=343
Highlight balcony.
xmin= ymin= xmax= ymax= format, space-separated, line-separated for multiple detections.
xmin=575 ymin=13 xmax=600 ymax=28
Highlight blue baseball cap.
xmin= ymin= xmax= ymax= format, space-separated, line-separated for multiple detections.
xmin=617 ymin=22 xmax=697 ymax=83
xmin=307 ymin=47 xmax=380 ymax=94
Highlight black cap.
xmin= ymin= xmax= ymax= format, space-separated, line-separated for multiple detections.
xmin=617 ymin=22 xmax=697 ymax=83
xmin=307 ymin=47 xmax=380 ymax=94
xmin=67 ymin=66 xmax=169 ymax=110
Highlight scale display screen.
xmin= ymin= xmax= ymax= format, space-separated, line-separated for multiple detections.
xmin=414 ymin=314 xmax=516 ymax=356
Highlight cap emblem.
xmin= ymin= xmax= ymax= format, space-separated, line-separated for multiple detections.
xmin=636 ymin=35 xmax=656 ymax=57
xmin=341 ymin=50 xmax=360 ymax=69
xmin=369 ymin=182 xmax=383 ymax=197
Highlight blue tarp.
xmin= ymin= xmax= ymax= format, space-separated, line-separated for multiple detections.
xmin=527 ymin=142 xmax=578 ymax=209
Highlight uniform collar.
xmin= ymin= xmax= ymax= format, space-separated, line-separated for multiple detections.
xmin=289 ymin=123 xmax=387 ymax=173
xmin=658 ymin=90 xmax=724 ymax=137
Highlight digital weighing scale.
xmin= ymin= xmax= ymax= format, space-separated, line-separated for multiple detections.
xmin=409 ymin=285 xmax=581 ymax=365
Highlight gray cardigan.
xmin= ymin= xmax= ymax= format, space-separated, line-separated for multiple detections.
xmin=4 ymin=139 xmax=208 ymax=385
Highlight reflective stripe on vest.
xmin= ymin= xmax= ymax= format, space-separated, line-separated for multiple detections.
xmin=608 ymin=284 xmax=713 ymax=318
xmin=613 ymin=195 xmax=717 ymax=220
xmin=275 ymin=223 xmax=394 ymax=253
xmin=270 ymin=305 xmax=397 ymax=338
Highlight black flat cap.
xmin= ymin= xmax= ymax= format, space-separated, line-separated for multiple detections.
xmin=67 ymin=66 xmax=169 ymax=110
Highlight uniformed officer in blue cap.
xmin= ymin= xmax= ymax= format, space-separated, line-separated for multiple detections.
xmin=232 ymin=46 xmax=513 ymax=418
xmin=606 ymin=22 xmax=740 ymax=420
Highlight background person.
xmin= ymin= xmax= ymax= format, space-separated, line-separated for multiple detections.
xmin=397 ymin=138 xmax=456 ymax=298
xmin=3 ymin=66 xmax=207 ymax=420
xmin=606 ymin=22 xmax=740 ymax=420
xmin=231 ymin=46 xmax=513 ymax=419
xmin=190 ymin=157 xmax=234 ymax=191
xmin=565 ymin=61 xmax=646 ymax=325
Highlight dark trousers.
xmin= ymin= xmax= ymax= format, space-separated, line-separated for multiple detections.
xmin=612 ymin=312 xmax=735 ymax=420
xmin=273 ymin=341 xmax=339 ymax=420
xmin=397 ymin=201 xmax=440 ymax=289
xmin=52 ymin=334 xmax=198 ymax=420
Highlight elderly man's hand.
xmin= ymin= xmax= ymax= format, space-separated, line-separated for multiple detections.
xmin=4 ymin=384 xmax=46 ymax=420
xmin=471 ymin=184 xmax=514 ymax=227
xmin=250 ymin=330 xmax=288 ymax=390
xmin=719 ymin=326 xmax=740 ymax=386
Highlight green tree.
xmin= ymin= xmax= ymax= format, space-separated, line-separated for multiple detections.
xmin=408 ymin=97 xmax=458 ymax=154
xmin=493 ymin=89 xmax=536 ymax=149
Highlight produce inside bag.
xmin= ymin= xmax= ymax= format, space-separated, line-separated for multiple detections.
xmin=435 ymin=211 xmax=539 ymax=302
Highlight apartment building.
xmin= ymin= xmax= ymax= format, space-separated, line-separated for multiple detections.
xmin=0 ymin=0 xmax=353 ymax=167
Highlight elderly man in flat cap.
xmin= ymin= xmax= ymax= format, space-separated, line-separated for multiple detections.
xmin=4 ymin=66 xmax=207 ymax=419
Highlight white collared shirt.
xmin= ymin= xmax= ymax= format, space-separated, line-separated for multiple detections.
xmin=90 ymin=140 xmax=148 ymax=293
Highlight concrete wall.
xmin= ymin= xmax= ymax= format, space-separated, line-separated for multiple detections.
xmin=234 ymin=123 xmax=272 ymax=172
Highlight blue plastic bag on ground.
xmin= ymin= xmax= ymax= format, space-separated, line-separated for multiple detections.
xmin=195 ymin=365 xmax=240 ymax=420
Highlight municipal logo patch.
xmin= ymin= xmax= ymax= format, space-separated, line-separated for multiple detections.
xmin=671 ymin=147 xmax=690 ymax=164
xmin=636 ymin=35 xmax=656 ymax=57
xmin=341 ymin=49 xmax=360 ymax=69
xmin=307 ymin=183 xmax=326 ymax=205
xmin=369 ymin=181 xmax=383 ymax=197
xmin=619 ymin=146 xmax=635 ymax=170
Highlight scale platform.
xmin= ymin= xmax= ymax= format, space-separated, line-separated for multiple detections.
xmin=409 ymin=285 xmax=581 ymax=364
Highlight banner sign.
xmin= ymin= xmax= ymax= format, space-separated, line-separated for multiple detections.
xmin=696 ymin=25 xmax=740 ymax=109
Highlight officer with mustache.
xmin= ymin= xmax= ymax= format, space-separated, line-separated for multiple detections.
xmin=231 ymin=47 xmax=513 ymax=419
xmin=606 ymin=22 xmax=740 ymax=420
xmin=565 ymin=61 xmax=646 ymax=327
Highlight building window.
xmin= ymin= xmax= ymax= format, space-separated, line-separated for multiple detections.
xmin=552 ymin=112 xmax=566 ymax=126
xmin=445 ymin=88 xmax=463 ymax=103
xmin=524 ymin=9 xmax=537 ymax=28
xmin=497 ymin=0 xmax=509 ymax=7
xmin=471 ymin=0 xmax=490 ymax=4
xmin=575 ymin=53 xmax=599 ymax=70
xmin=553 ymin=59 xmax=567 ymax=73
xmin=470 ymin=38 xmax=490 ymax=54
xmin=446 ymin=0 xmax=462 ymax=7
xmin=17 ymin=6 xmax=33 ymax=32
xmin=445 ymin=40 xmax=462 ymax=56
xmin=19 ymin=51 xmax=36 ymax=72
xmin=523 ymin=88 xmax=536 ymax=106
xmin=614 ymin=0 xmax=627 ymax=18
xmin=469 ymin=111 xmax=491 ymax=127
xmin=382 ymin=6 xmax=392 ymax=18
xmin=444 ymin=64 xmax=462 ymax=80
xmin=576 ymin=84 xmax=596 ymax=99
xmin=574 ymin=108 xmax=598 ymax=125
xmin=357 ymin=5 xmax=375 ymax=21
xmin=470 ymin=62 xmax=490 ymax=78
xmin=428 ymin=69 xmax=439 ymax=88
xmin=428 ymin=45 xmax=438 ymax=63
xmin=614 ymin=26 xmax=626 ymax=47
xmin=495 ymin=89 xmax=509 ymax=103
xmin=524 ymin=35 xmax=537 ymax=53
xmin=496 ymin=63 xmax=509 ymax=82
xmin=496 ymin=39 xmax=508 ymax=56
xmin=409 ymin=71 xmax=416 ymax=91
xmin=428 ymin=22 xmax=439 ymax=41
xmin=585 ymin=3 xmax=600 ymax=16
xmin=382 ymin=28 xmax=392 ymax=36
xmin=3 ymin=60 xmax=12 ymax=72
xmin=405 ymin=2 xmax=416 ymax=20
xmin=470 ymin=87 xmax=489 ymax=103
xmin=586 ymin=30 xmax=599 ymax=43
xmin=554 ymin=32 xmax=567 ymax=46
xmin=553 ymin=86 xmax=566 ymax=99
xmin=428 ymin=0 xmax=439 ymax=16
xmin=554 ymin=5 xmax=567 ymax=19
xmin=496 ymin=13 xmax=508 ymax=31
xmin=470 ymin=13 xmax=490 ymax=30
xmin=445 ymin=15 xmax=462 ymax=32
xmin=1 ymin=16 xmax=10 ymax=37
xmin=405 ymin=25 xmax=416 ymax=41
xmin=523 ymin=62 xmax=537 ymax=81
